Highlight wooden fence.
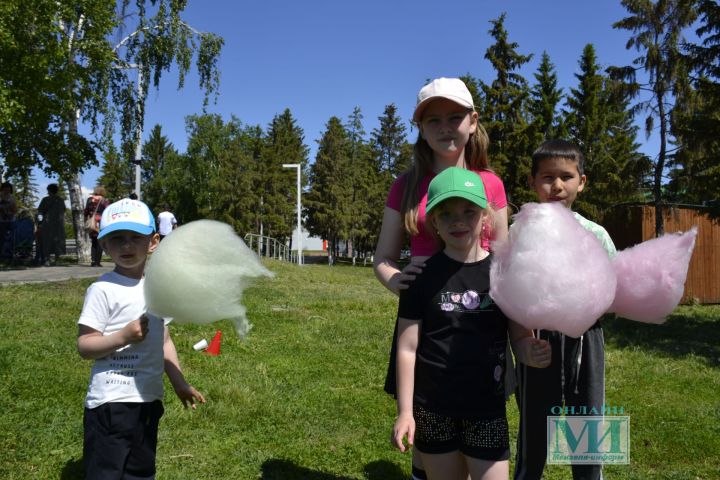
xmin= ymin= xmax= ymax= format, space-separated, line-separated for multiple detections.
xmin=604 ymin=204 xmax=720 ymax=304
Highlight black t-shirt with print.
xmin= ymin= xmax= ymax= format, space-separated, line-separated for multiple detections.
xmin=398 ymin=252 xmax=508 ymax=419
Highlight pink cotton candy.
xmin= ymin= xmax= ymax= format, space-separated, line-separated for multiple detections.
xmin=490 ymin=203 xmax=617 ymax=338
xmin=608 ymin=227 xmax=697 ymax=323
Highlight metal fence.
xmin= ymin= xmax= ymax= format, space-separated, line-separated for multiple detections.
xmin=244 ymin=233 xmax=301 ymax=263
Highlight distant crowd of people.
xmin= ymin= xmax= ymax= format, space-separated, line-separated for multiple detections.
xmin=0 ymin=180 xmax=176 ymax=267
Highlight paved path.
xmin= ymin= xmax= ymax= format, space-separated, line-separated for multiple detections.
xmin=0 ymin=263 xmax=115 ymax=285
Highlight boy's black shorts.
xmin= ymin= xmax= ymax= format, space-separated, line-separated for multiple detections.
xmin=83 ymin=400 xmax=164 ymax=480
xmin=413 ymin=404 xmax=510 ymax=461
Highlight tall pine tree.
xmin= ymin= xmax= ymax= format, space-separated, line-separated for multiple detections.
xmin=305 ymin=116 xmax=352 ymax=256
xmin=260 ymin=109 xmax=308 ymax=244
xmin=366 ymin=104 xmax=410 ymax=251
xmin=344 ymin=107 xmax=373 ymax=255
xmin=141 ymin=125 xmax=178 ymax=212
xmin=527 ymin=52 xmax=565 ymax=142
xmin=209 ymin=119 xmax=259 ymax=235
xmin=565 ymin=44 xmax=649 ymax=221
xmin=480 ymin=14 xmax=534 ymax=207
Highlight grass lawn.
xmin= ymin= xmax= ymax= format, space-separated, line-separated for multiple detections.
xmin=0 ymin=260 xmax=718 ymax=479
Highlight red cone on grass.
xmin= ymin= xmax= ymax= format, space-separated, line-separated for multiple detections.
xmin=205 ymin=330 xmax=222 ymax=356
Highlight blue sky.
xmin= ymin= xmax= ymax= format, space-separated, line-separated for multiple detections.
xmin=40 ymin=0 xmax=673 ymax=202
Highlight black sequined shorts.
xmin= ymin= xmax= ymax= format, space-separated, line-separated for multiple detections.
xmin=413 ymin=404 xmax=510 ymax=461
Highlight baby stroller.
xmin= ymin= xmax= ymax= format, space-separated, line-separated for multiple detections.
xmin=14 ymin=213 xmax=35 ymax=259
xmin=0 ymin=209 xmax=35 ymax=264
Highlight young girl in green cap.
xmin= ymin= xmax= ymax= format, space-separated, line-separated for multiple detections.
xmin=391 ymin=167 xmax=551 ymax=480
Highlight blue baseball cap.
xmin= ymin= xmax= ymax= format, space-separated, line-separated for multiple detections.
xmin=98 ymin=199 xmax=156 ymax=239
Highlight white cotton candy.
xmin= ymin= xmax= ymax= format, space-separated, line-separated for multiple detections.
xmin=490 ymin=203 xmax=616 ymax=338
xmin=144 ymin=220 xmax=273 ymax=337
xmin=608 ymin=227 xmax=697 ymax=323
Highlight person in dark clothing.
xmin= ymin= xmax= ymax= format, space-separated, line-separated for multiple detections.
xmin=84 ymin=186 xmax=110 ymax=266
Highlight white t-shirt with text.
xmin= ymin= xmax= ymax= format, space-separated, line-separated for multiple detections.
xmin=78 ymin=271 xmax=167 ymax=409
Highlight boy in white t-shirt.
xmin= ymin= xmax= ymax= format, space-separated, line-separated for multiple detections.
xmin=77 ymin=198 xmax=204 ymax=480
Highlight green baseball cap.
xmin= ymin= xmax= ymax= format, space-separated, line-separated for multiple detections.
xmin=426 ymin=167 xmax=487 ymax=213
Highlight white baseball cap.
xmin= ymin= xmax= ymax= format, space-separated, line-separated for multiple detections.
xmin=413 ymin=77 xmax=475 ymax=123
xmin=98 ymin=199 xmax=156 ymax=239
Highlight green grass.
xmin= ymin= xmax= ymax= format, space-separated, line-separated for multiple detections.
xmin=0 ymin=260 xmax=718 ymax=479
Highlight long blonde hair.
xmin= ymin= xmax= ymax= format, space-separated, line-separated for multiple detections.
xmin=400 ymin=118 xmax=490 ymax=236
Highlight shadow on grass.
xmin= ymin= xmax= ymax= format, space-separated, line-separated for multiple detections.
xmin=260 ymin=458 xmax=405 ymax=480
xmin=60 ymin=457 xmax=83 ymax=480
xmin=363 ymin=460 xmax=406 ymax=480
xmin=61 ymin=457 xmax=405 ymax=480
xmin=603 ymin=309 xmax=720 ymax=367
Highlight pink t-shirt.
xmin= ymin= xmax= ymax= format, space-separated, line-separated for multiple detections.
xmin=386 ymin=169 xmax=507 ymax=256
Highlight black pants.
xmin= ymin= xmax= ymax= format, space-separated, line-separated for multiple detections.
xmin=514 ymin=324 xmax=605 ymax=480
xmin=90 ymin=236 xmax=103 ymax=265
xmin=0 ymin=222 xmax=11 ymax=257
xmin=83 ymin=401 xmax=164 ymax=480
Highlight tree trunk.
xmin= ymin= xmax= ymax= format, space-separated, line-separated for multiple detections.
xmin=67 ymin=173 xmax=91 ymax=264
xmin=655 ymin=86 xmax=667 ymax=237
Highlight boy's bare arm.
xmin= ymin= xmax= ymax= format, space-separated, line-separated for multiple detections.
xmin=163 ymin=325 xmax=206 ymax=409
xmin=508 ymin=320 xmax=552 ymax=368
xmin=77 ymin=315 xmax=149 ymax=360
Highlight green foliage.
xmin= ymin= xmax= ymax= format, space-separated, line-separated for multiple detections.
xmin=5 ymin=1 xmax=718 ymax=252
xmin=8 ymin=168 xmax=40 ymax=212
xmin=565 ymin=44 xmax=650 ymax=222
xmin=179 ymin=114 xmax=236 ymax=222
xmin=259 ymin=109 xmax=308 ymax=243
xmin=528 ymin=52 xmax=565 ymax=142
xmin=0 ymin=0 xmax=102 ymax=177
xmin=305 ymin=116 xmax=352 ymax=252
xmin=479 ymin=14 xmax=534 ymax=208
xmin=366 ymin=105 xmax=409 ymax=250
xmin=370 ymin=104 xmax=408 ymax=178
xmin=668 ymin=0 xmax=720 ymax=208
xmin=210 ymin=123 xmax=265 ymax=235
xmin=669 ymin=77 xmax=720 ymax=208
xmin=139 ymin=124 xmax=176 ymax=210
xmin=612 ymin=0 xmax=699 ymax=234
xmin=0 ymin=0 xmax=223 ymax=262
xmin=98 ymin=142 xmax=134 ymax=202
xmin=157 ymin=114 xmax=267 ymax=233
xmin=343 ymin=108 xmax=374 ymax=254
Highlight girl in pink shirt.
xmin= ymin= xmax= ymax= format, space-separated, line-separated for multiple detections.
xmin=373 ymin=77 xmax=509 ymax=480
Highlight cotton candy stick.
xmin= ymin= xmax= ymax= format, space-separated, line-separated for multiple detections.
xmin=608 ymin=226 xmax=697 ymax=323
xmin=490 ymin=203 xmax=617 ymax=338
xmin=144 ymin=220 xmax=274 ymax=337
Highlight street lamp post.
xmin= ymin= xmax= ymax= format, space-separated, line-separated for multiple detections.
xmin=118 ymin=62 xmax=144 ymax=200
xmin=282 ymin=163 xmax=302 ymax=265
